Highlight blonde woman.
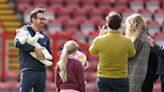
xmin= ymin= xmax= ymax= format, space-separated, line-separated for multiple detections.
xmin=55 ymin=40 xmax=86 ymax=92
xmin=125 ymin=14 xmax=151 ymax=92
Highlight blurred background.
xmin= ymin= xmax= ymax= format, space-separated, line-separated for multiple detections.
xmin=0 ymin=0 xmax=163 ymax=92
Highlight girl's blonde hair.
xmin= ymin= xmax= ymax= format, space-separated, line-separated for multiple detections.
xmin=125 ymin=13 xmax=147 ymax=42
xmin=57 ymin=40 xmax=78 ymax=83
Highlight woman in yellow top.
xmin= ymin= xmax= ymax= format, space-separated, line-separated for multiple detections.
xmin=89 ymin=11 xmax=136 ymax=92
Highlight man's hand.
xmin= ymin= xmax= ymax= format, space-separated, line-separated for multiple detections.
xmin=148 ymin=36 xmax=155 ymax=47
xmin=98 ymin=25 xmax=108 ymax=36
xmin=34 ymin=47 xmax=45 ymax=60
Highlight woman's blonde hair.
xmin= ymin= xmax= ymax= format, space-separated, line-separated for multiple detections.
xmin=57 ymin=40 xmax=78 ymax=83
xmin=125 ymin=13 xmax=147 ymax=42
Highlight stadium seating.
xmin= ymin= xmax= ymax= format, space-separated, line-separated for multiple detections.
xmin=129 ymin=0 xmax=144 ymax=12
xmin=147 ymin=20 xmax=161 ymax=36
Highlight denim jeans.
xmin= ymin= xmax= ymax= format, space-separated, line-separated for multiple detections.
xmin=97 ymin=77 xmax=129 ymax=92
xmin=20 ymin=70 xmax=46 ymax=92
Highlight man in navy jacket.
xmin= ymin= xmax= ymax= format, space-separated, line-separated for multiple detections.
xmin=14 ymin=8 xmax=52 ymax=92
xmin=148 ymin=36 xmax=164 ymax=92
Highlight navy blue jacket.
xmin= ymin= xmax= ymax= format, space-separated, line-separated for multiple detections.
xmin=14 ymin=25 xmax=52 ymax=72
xmin=151 ymin=45 xmax=164 ymax=75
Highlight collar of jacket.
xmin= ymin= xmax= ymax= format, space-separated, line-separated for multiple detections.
xmin=108 ymin=29 xmax=121 ymax=34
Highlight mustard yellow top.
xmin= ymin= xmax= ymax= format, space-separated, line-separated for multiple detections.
xmin=89 ymin=29 xmax=136 ymax=78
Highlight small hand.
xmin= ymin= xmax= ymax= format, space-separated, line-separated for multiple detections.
xmin=34 ymin=47 xmax=45 ymax=59
xmin=98 ymin=25 xmax=108 ymax=36
xmin=147 ymin=36 xmax=155 ymax=47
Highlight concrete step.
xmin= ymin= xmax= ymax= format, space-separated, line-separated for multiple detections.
xmin=5 ymin=27 xmax=18 ymax=33
xmin=0 ymin=0 xmax=7 ymax=3
xmin=0 ymin=10 xmax=14 ymax=15
xmin=0 ymin=15 xmax=16 ymax=20
xmin=2 ymin=21 xmax=21 ymax=27
xmin=0 ymin=4 xmax=10 ymax=9
xmin=8 ymin=63 xmax=19 ymax=71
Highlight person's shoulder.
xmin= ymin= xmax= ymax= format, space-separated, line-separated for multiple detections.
xmin=121 ymin=36 xmax=131 ymax=41
xmin=68 ymin=58 xmax=82 ymax=65
xmin=20 ymin=24 xmax=31 ymax=30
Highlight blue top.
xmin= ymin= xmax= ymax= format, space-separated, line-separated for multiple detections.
xmin=14 ymin=25 xmax=52 ymax=72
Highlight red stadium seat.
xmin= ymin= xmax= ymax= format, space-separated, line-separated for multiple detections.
xmin=154 ymin=8 xmax=164 ymax=25
xmin=129 ymin=0 xmax=144 ymax=12
xmin=73 ymin=16 xmax=87 ymax=24
xmin=96 ymin=0 xmax=111 ymax=7
xmin=64 ymin=19 xmax=80 ymax=30
xmin=115 ymin=0 xmax=130 ymax=8
xmin=80 ymin=0 xmax=96 ymax=7
xmin=80 ymin=20 xmax=95 ymax=35
xmin=147 ymin=20 xmax=160 ymax=36
xmin=48 ymin=0 xmax=64 ymax=6
xmin=31 ymin=0 xmax=47 ymax=4
xmin=5 ymin=71 xmax=19 ymax=81
xmin=122 ymin=9 xmax=135 ymax=22
xmin=145 ymin=0 xmax=160 ymax=13
xmin=56 ymin=7 xmax=74 ymax=18
xmin=88 ymin=31 xmax=99 ymax=44
xmin=98 ymin=5 xmax=112 ymax=16
xmin=139 ymin=9 xmax=153 ymax=22
xmin=16 ymin=0 xmax=31 ymax=4
xmin=33 ymin=3 xmax=47 ymax=8
xmin=63 ymin=28 xmax=79 ymax=36
xmin=88 ymin=8 xmax=103 ymax=19
xmin=47 ymin=19 xmax=63 ymax=34
xmin=17 ymin=3 xmax=32 ymax=12
xmin=73 ymin=8 xmax=88 ymax=18
xmin=72 ymin=31 xmax=87 ymax=43
xmin=65 ymin=0 xmax=80 ymax=8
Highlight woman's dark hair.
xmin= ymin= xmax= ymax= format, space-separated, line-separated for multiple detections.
xmin=106 ymin=11 xmax=122 ymax=30
xmin=30 ymin=8 xmax=45 ymax=22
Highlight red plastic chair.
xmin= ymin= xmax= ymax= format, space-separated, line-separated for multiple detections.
xmin=47 ymin=19 xmax=63 ymax=34
xmin=80 ymin=0 xmax=96 ymax=7
xmin=65 ymin=0 xmax=80 ymax=8
xmin=80 ymin=20 xmax=95 ymax=35
xmin=139 ymin=9 xmax=153 ymax=22
xmin=16 ymin=0 xmax=31 ymax=4
xmin=147 ymin=20 xmax=160 ymax=36
xmin=129 ymin=0 xmax=145 ymax=12
xmin=145 ymin=0 xmax=160 ymax=13
xmin=88 ymin=8 xmax=103 ymax=19
xmin=115 ymin=0 xmax=130 ymax=8
xmin=154 ymin=8 xmax=164 ymax=25
xmin=73 ymin=8 xmax=88 ymax=18
xmin=96 ymin=0 xmax=111 ymax=7
xmin=17 ymin=3 xmax=32 ymax=12
xmin=56 ymin=7 xmax=74 ymax=18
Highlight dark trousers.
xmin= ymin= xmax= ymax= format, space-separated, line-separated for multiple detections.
xmin=20 ymin=70 xmax=46 ymax=92
xmin=97 ymin=77 xmax=129 ymax=92
xmin=160 ymin=75 xmax=164 ymax=92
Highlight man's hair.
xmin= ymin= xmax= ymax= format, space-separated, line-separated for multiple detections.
xmin=106 ymin=11 xmax=122 ymax=30
xmin=30 ymin=8 xmax=45 ymax=22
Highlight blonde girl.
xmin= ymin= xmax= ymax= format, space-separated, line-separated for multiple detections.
xmin=55 ymin=40 xmax=86 ymax=92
